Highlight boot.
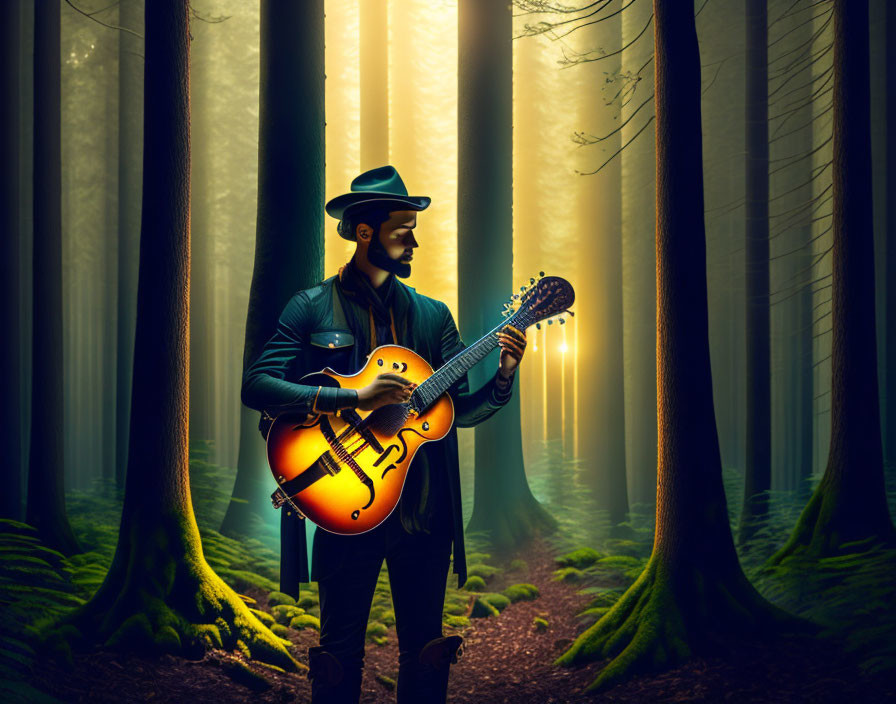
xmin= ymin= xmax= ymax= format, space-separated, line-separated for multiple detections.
xmin=396 ymin=635 xmax=463 ymax=703
xmin=308 ymin=645 xmax=360 ymax=704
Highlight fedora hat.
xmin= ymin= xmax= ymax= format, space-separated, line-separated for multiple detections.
xmin=325 ymin=165 xmax=431 ymax=224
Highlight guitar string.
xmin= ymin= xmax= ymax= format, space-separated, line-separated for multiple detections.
xmin=307 ymin=307 xmax=538 ymax=484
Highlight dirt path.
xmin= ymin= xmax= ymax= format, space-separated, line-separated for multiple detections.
xmin=29 ymin=537 xmax=891 ymax=703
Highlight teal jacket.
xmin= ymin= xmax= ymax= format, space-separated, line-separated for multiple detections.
xmin=241 ymin=273 xmax=514 ymax=596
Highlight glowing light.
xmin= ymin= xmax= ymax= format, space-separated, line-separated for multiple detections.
xmin=559 ymin=343 xmax=568 ymax=353
xmin=532 ymin=343 xmax=538 ymax=352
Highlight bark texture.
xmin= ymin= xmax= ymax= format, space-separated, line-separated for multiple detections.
xmin=1 ymin=0 xmax=23 ymax=520
xmin=62 ymin=2 xmax=297 ymax=669
xmin=770 ymin=0 xmax=895 ymax=562
xmin=460 ymin=0 xmax=555 ymax=550
xmin=116 ymin=0 xmax=144 ymax=489
xmin=740 ymin=0 xmax=771 ymax=543
xmin=557 ymin=1 xmax=790 ymax=690
xmin=220 ymin=0 xmax=326 ymax=538
xmin=26 ymin=0 xmax=80 ymax=555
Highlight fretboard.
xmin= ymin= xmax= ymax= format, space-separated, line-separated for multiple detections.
xmin=411 ymin=311 xmax=531 ymax=414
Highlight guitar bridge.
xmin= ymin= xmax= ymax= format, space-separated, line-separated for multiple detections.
xmin=319 ymin=452 xmax=341 ymax=476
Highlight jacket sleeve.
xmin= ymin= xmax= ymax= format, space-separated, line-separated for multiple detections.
xmin=241 ymin=292 xmax=357 ymax=417
xmin=438 ymin=303 xmax=515 ymax=428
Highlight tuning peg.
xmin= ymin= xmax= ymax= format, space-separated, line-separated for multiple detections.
xmin=512 ymin=294 xmax=519 ymax=300
xmin=539 ymin=271 xmax=545 ymax=278
xmin=520 ymin=285 xmax=526 ymax=292
xmin=567 ymin=310 xmax=575 ymax=317
xmin=548 ymin=319 xmax=553 ymax=325
xmin=559 ymin=318 xmax=565 ymax=324
xmin=536 ymin=322 xmax=541 ymax=330
xmin=529 ymin=277 xmax=535 ymax=285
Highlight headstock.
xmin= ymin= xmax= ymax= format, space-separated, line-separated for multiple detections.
xmin=502 ymin=272 xmax=575 ymax=330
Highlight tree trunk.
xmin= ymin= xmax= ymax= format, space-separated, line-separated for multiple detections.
xmin=116 ymin=0 xmax=143 ymax=490
xmin=360 ymin=0 xmax=388 ymax=170
xmin=189 ymin=22 xmax=215 ymax=447
xmin=459 ymin=0 xmax=555 ymax=549
xmin=1 ymin=0 xmax=22 ymax=520
xmin=577 ymin=11 xmax=629 ymax=529
xmin=885 ymin=1 xmax=896 ymax=471
xmin=739 ymin=0 xmax=771 ymax=544
xmin=26 ymin=0 xmax=79 ymax=555
xmin=65 ymin=2 xmax=298 ymax=668
xmin=220 ymin=0 xmax=326 ymax=538
xmin=557 ymin=1 xmax=789 ymax=690
xmin=770 ymin=0 xmax=895 ymax=562
xmin=621 ymin=0 xmax=658 ymax=511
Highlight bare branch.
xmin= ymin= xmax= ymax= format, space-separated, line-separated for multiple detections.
xmin=576 ymin=115 xmax=655 ymax=175
xmin=572 ymin=92 xmax=653 ymax=145
xmin=769 ymin=102 xmax=833 ymax=143
xmin=769 ymin=135 xmax=832 ymax=175
xmin=556 ymin=13 xmax=652 ymax=67
xmin=63 ymin=0 xmax=142 ymax=38
xmin=769 ymin=224 xmax=832 ymax=260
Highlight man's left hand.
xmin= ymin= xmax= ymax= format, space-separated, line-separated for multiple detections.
xmin=497 ymin=324 xmax=526 ymax=377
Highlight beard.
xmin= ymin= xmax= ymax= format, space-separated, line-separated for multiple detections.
xmin=367 ymin=235 xmax=412 ymax=279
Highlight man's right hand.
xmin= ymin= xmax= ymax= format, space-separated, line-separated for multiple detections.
xmin=356 ymin=373 xmax=417 ymax=411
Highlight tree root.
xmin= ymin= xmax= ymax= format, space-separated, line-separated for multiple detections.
xmin=466 ymin=497 xmax=557 ymax=553
xmin=54 ymin=520 xmax=303 ymax=673
xmin=768 ymin=479 xmax=896 ymax=566
xmin=556 ymin=555 xmax=801 ymax=691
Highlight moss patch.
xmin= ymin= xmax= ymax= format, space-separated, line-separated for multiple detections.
xmin=267 ymin=591 xmax=296 ymax=608
xmin=289 ymin=614 xmax=320 ymax=632
xmin=462 ymin=575 xmax=487 ymax=592
xmin=555 ymin=547 xmax=602 ymax=568
xmin=503 ymin=583 xmax=540 ymax=603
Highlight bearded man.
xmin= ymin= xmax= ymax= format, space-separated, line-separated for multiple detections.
xmin=241 ymin=165 xmax=526 ymax=703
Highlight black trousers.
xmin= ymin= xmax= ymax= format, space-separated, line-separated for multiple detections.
xmin=310 ymin=507 xmax=453 ymax=703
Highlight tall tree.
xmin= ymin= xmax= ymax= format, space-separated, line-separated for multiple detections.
xmin=1 ymin=0 xmax=22 ymax=520
xmin=620 ymin=0 xmax=658 ymax=510
xmin=26 ymin=0 xmax=80 ymax=555
xmin=770 ymin=0 xmax=895 ymax=562
xmin=188 ymin=11 xmax=215 ymax=448
xmin=740 ymin=0 xmax=771 ymax=543
xmin=576 ymin=12 xmax=629 ymax=528
xmin=116 ymin=0 xmax=144 ymax=489
xmin=221 ymin=0 xmax=326 ymax=537
xmin=459 ymin=0 xmax=555 ymax=548
xmin=884 ymin=0 xmax=896 ymax=471
xmin=360 ymin=0 xmax=388 ymax=170
xmin=66 ymin=2 xmax=297 ymax=667
xmin=557 ymin=0 xmax=788 ymax=690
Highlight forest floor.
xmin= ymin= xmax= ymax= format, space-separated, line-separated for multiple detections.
xmin=24 ymin=536 xmax=894 ymax=704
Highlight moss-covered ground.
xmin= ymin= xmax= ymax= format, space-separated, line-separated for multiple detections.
xmin=2 ymin=439 xmax=893 ymax=700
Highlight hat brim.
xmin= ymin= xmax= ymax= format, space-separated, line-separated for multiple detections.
xmin=325 ymin=192 xmax=431 ymax=221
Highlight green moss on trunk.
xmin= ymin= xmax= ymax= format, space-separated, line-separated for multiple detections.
xmin=60 ymin=516 xmax=301 ymax=673
xmin=556 ymin=555 xmax=797 ymax=691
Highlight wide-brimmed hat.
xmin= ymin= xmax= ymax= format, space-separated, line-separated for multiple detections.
xmin=325 ymin=165 xmax=430 ymax=236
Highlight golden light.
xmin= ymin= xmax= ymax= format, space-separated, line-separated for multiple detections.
xmin=560 ymin=343 xmax=568 ymax=353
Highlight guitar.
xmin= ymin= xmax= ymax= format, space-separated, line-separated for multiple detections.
xmin=266 ymin=274 xmax=575 ymax=535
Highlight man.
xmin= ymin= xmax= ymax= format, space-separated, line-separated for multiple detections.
xmin=241 ymin=165 xmax=526 ymax=703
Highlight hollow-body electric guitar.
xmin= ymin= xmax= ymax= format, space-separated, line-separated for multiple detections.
xmin=266 ymin=274 xmax=575 ymax=535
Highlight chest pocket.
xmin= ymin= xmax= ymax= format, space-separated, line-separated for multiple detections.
xmin=307 ymin=329 xmax=355 ymax=373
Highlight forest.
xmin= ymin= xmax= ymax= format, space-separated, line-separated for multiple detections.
xmin=1 ymin=0 xmax=894 ymax=702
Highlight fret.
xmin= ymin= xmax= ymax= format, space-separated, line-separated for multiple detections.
xmin=414 ymin=313 xmax=529 ymax=413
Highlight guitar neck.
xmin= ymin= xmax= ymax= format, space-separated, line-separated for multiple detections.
xmin=412 ymin=311 xmax=530 ymax=413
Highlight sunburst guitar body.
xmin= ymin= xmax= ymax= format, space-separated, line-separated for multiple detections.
xmin=265 ymin=274 xmax=575 ymax=535
xmin=266 ymin=345 xmax=453 ymax=535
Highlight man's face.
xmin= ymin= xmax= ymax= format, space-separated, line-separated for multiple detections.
xmin=376 ymin=210 xmax=418 ymax=263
